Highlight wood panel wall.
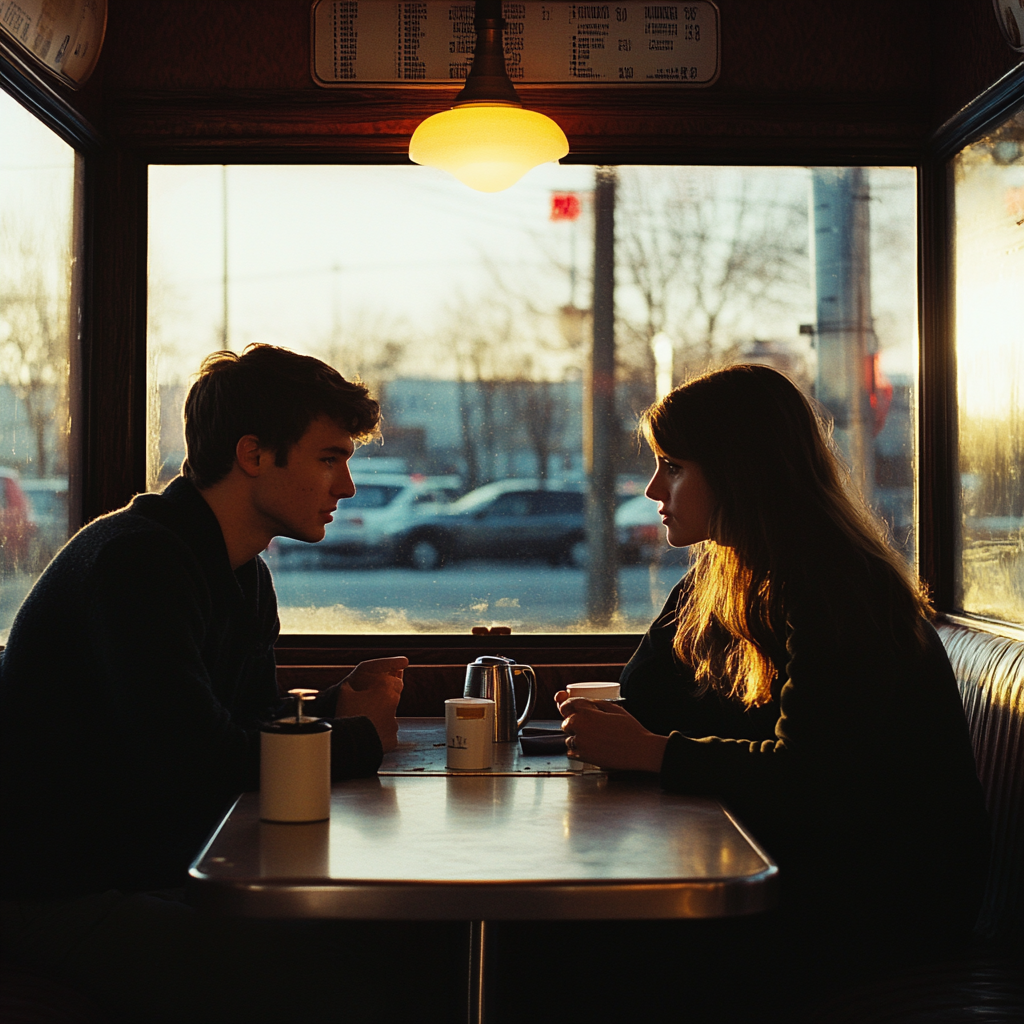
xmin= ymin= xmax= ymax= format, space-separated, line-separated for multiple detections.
xmin=275 ymin=636 xmax=638 ymax=716
xmin=101 ymin=0 xmax=934 ymax=161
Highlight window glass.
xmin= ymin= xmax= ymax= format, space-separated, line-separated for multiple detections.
xmin=344 ymin=485 xmax=404 ymax=510
xmin=148 ymin=164 xmax=917 ymax=634
xmin=952 ymin=105 xmax=1024 ymax=626
xmin=0 ymin=91 xmax=76 ymax=643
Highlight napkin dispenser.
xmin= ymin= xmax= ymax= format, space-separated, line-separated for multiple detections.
xmin=260 ymin=688 xmax=331 ymax=823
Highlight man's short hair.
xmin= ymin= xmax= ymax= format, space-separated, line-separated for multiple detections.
xmin=181 ymin=345 xmax=381 ymax=489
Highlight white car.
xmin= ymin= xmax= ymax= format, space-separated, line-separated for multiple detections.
xmin=615 ymin=493 xmax=670 ymax=564
xmin=268 ymin=473 xmax=462 ymax=567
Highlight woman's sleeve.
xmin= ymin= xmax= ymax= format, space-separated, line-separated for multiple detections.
xmin=658 ymin=618 xmax=867 ymax=813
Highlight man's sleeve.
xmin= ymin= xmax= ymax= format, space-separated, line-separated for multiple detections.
xmin=257 ymin=563 xmax=383 ymax=779
xmin=308 ymin=682 xmax=385 ymax=779
xmin=88 ymin=532 xmax=265 ymax=799
xmin=88 ymin=533 xmax=382 ymax=807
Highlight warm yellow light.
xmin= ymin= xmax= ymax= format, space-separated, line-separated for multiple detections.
xmin=409 ymin=104 xmax=569 ymax=192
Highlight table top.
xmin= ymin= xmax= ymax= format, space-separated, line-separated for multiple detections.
xmin=382 ymin=718 xmax=578 ymax=775
xmin=188 ymin=720 xmax=778 ymax=921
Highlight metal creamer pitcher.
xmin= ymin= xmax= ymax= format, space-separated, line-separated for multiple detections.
xmin=463 ymin=655 xmax=537 ymax=742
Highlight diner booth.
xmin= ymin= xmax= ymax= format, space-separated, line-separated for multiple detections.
xmin=1 ymin=1 xmax=1022 ymax=1021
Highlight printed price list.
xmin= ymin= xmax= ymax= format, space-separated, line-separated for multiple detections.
xmin=312 ymin=0 xmax=719 ymax=85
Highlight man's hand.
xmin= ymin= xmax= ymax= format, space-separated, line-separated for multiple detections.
xmin=336 ymin=657 xmax=407 ymax=753
xmin=555 ymin=692 xmax=668 ymax=773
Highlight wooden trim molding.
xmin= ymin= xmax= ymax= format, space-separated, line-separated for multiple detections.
xmin=0 ymin=44 xmax=102 ymax=153
xmin=80 ymin=148 xmax=149 ymax=521
xmin=927 ymin=62 xmax=1024 ymax=163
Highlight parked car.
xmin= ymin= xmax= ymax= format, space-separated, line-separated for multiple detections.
xmin=615 ymin=493 xmax=666 ymax=564
xmin=268 ymin=473 xmax=462 ymax=566
xmin=395 ymin=479 xmax=588 ymax=570
xmin=0 ymin=468 xmax=37 ymax=570
xmin=19 ymin=477 xmax=69 ymax=567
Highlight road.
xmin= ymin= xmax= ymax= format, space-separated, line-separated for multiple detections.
xmin=271 ymin=558 xmax=688 ymax=633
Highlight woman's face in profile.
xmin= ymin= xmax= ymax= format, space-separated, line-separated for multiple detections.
xmin=645 ymin=454 xmax=716 ymax=548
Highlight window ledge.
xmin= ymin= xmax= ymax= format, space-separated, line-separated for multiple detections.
xmin=939 ymin=613 xmax=1024 ymax=644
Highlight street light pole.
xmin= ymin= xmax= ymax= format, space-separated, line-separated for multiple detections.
xmin=585 ymin=167 xmax=619 ymax=625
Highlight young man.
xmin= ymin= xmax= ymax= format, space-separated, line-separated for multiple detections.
xmin=0 ymin=345 xmax=429 ymax=1022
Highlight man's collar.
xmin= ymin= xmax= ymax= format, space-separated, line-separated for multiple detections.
xmin=133 ymin=476 xmax=240 ymax=585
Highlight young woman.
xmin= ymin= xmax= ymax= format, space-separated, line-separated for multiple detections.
xmin=558 ymin=364 xmax=989 ymax=963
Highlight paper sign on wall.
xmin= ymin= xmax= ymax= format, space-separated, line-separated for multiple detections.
xmin=312 ymin=1 xmax=719 ymax=86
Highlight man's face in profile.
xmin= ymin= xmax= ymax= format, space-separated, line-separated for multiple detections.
xmin=251 ymin=415 xmax=357 ymax=543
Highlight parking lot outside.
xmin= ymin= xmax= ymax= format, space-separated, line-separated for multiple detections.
xmin=272 ymin=558 xmax=687 ymax=634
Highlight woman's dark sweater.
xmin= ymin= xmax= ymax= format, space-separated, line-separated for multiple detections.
xmin=621 ymin=579 xmax=990 ymax=953
xmin=0 ymin=477 xmax=382 ymax=899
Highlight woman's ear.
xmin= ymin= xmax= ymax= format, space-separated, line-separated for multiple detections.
xmin=234 ymin=435 xmax=264 ymax=478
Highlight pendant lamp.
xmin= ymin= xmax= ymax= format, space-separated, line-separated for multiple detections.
xmin=409 ymin=0 xmax=569 ymax=192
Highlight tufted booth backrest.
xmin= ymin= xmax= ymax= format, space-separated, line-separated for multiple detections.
xmin=937 ymin=622 xmax=1024 ymax=943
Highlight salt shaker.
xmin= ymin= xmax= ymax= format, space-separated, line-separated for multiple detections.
xmin=260 ymin=688 xmax=332 ymax=822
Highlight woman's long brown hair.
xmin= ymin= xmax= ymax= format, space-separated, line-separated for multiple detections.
xmin=639 ymin=364 xmax=933 ymax=707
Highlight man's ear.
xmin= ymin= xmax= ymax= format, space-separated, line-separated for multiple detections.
xmin=235 ymin=435 xmax=265 ymax=478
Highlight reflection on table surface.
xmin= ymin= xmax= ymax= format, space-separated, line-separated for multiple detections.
xmin=190 ymin=721 xmax=778 ymax=920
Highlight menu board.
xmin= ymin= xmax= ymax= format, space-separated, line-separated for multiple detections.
xmin=0 ymin=0 xmax=107 ymax=88
xmin=311 ymin=1 xmax=719 ymax=86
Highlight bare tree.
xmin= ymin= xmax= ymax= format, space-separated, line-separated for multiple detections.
xmin=440 ymin=296 xmax=522 ymax=487
xmin=617 ymin=168 xmax=809 ymax=388
xmin=315 ymin=307 xmax=411 ymax=404
xmin=0 ymin=222 xmax=71 ymax=478
xmin=504 ymin=378 xmax=566 ymax=484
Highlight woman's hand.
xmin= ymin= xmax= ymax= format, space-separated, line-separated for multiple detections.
xmin=555 ymin=692 xmax=669 ymax=773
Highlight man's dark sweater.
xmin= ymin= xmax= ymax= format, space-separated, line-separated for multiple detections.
xmin=0 ymin=477 xmax=382 ymax=899
xmin=621 ymin=579 xmax=990 ymax=954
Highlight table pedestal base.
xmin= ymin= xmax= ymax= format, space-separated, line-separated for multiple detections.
xmin=467 ymin=920 xmax=488 ymax=1024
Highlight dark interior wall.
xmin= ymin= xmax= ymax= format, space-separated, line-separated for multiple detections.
xmin=932 ymin=0 xmax=1021 ymax=128
xmin=84 ymin=0 xmax=1017 ymax=160
xmin=97 ymin=0 xmax=933 ymax=160
xmin=12 ymin=0 xmax=1019 ymax=159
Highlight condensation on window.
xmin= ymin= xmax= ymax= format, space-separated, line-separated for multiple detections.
xmin=953 ymin=106 xmax=1024 ymax=626
xmin=147 ymin=164 xmax=918 ymax=634
xmin=0 ymin=91 xmax=76 ymax=643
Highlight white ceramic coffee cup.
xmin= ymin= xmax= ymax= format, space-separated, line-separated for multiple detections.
xmin=445 ymin=698 xmax=495 ymax=770
xmin=566 ymin=681 xmax=621 ymax=700
xmin=565 ymin=682 xmax=623 ymax=770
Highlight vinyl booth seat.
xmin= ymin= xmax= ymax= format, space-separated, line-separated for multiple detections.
xmin=810 ymin=621 xmax=1024 ymax=1023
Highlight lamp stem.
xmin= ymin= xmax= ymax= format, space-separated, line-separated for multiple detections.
xmin=453 ymin=0 xmax=521 ymax=106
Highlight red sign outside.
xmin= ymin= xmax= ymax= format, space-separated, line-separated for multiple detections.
xmin=550 ymin=193 xmax=582 ymax=222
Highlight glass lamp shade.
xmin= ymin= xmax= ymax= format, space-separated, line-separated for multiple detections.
xmin=409 ymin=104 xmax=569 ymax=192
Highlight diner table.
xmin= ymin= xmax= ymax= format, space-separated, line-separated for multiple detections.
xmin=189 ymin=719 xmax=779 ymax=1023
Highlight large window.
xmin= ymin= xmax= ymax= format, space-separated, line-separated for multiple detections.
xmin=148 ymin=164 xmax=917 ymax=634
xmin=0 ymin=91 xmax=76 ymax=642
xmin=952 ymin=103 xmax=1024 ymax=627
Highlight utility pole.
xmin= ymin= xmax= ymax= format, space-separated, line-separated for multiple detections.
xmin=811 ymin=167 xmax=875 ymax=501
xmin=221 ymin=165 xmax=230 ymax=350
xmin=585 ymin=167 xmax=619 ymax=624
